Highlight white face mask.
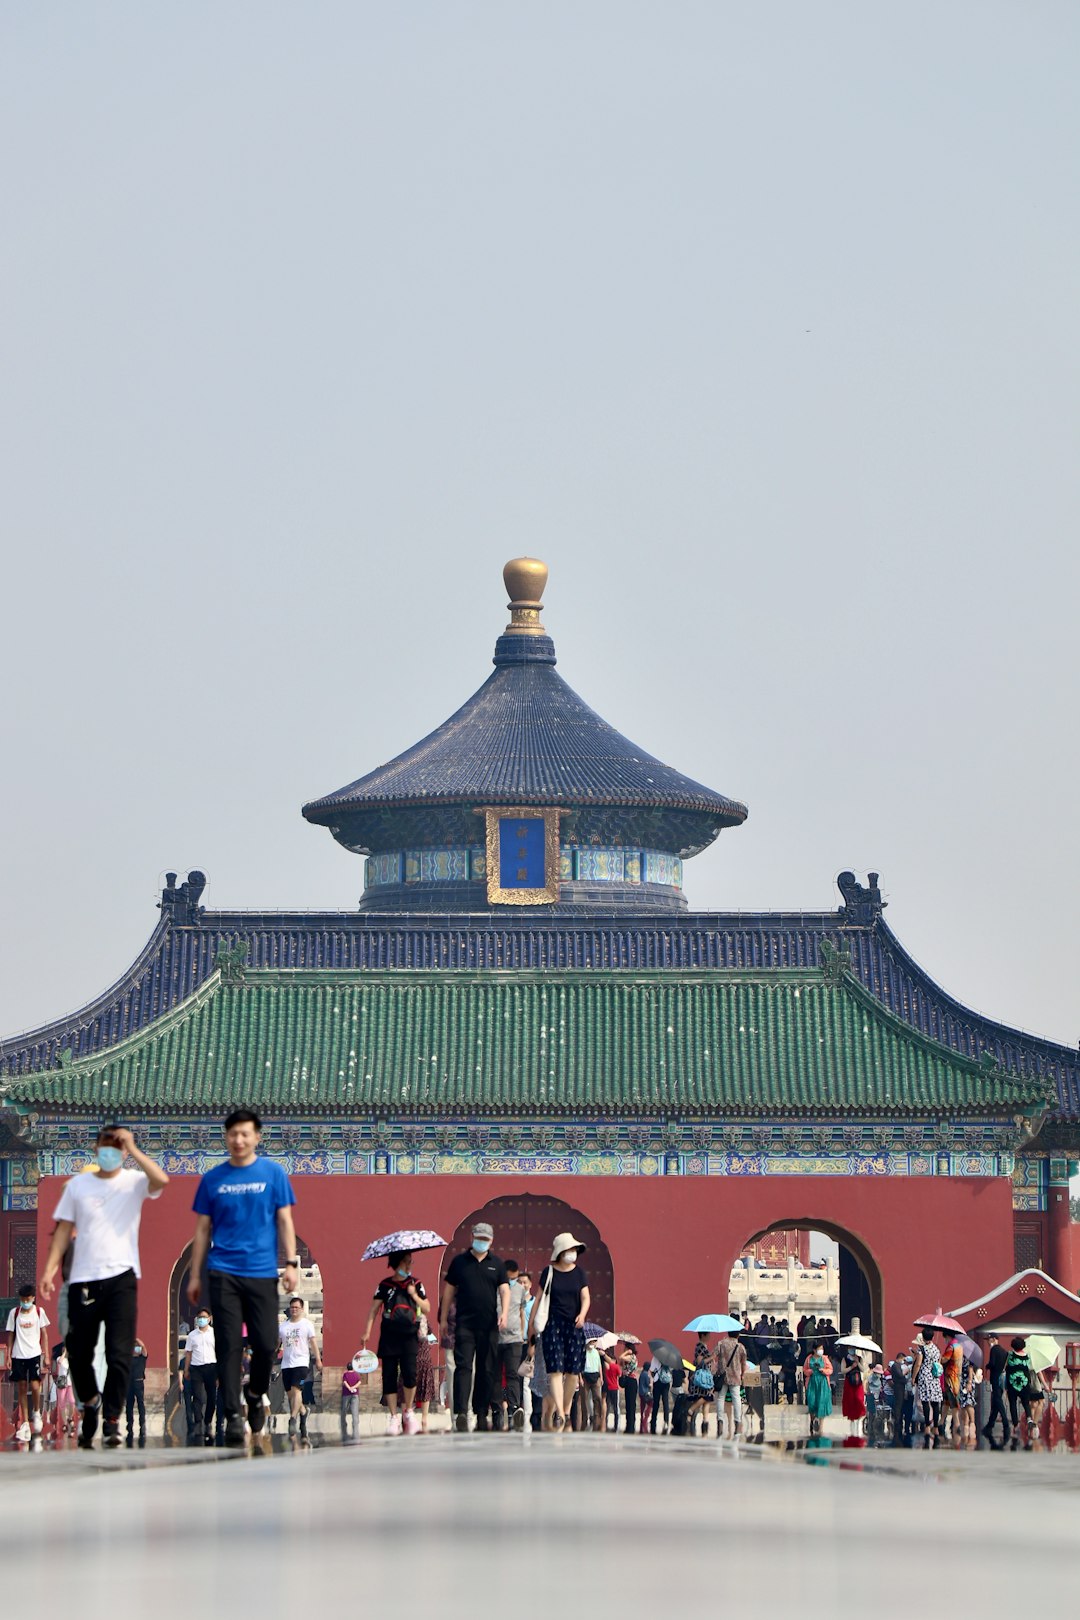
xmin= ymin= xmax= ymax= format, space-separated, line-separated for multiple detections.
xmin=561 ymin=1250 xmax=578 ymax=1265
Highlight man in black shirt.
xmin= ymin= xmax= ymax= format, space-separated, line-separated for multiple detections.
xmin=983 ymin=1333 xmax=1010 ymax=1442
xmin=439 ymin=1221 xmax=509 ymax=1431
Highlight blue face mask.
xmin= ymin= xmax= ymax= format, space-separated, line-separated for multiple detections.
xmin=97 ymin=1146 xmax=124 ymax=1172
xmin=472 ymin=1238 xmax=491 ymax=1254
xmin=196 ymin=1316 xmax=209 ymax=1329
xmin=395 ymin=1267 xmax=409 ymax=1279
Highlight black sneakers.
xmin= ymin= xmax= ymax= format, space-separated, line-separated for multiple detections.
xmin=223 ymin=1418 xmax=247 ymax=1447
xmin=78 ymin=1401 xmax=100 ymax=1449
xmin=102 ymin=1419 xmax=122 ymax=1449
xmin=245 ymin=1391 xmax=267 ymax=1434
xmin=512 ymin=1407 xmax=526 ymax=1431
xmin=454 ymin=1412 xmax=469 ymax=1432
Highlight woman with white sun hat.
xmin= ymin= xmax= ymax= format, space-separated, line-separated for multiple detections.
xmin=529 ymin=1231 xmax=591 ymax=1430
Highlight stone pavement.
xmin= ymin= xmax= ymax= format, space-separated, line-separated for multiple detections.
xmin=2 ymin=1430 xmax=1077 ymax=1616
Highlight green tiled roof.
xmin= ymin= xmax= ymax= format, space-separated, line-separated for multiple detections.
xmin=7 ymin=969 xmax=1052 ymax=1117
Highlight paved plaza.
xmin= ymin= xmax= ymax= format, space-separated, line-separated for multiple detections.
xmin=3 ymin=1431 xmax=1076 ymax=1615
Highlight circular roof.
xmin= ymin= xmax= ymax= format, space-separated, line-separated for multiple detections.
xmin=302 ymin=559 xmax=747 ymax=857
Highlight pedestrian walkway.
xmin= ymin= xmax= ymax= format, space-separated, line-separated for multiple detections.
xmin=2 ymin=1429 xmax=1077 ymax=1619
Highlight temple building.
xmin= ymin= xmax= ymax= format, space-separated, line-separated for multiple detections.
xmin=1 ymin=558 xmax=1077 ymax=1379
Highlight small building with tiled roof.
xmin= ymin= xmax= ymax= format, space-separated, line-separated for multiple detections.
xmin=1 ymin=559 xmax=1076 ymax=1375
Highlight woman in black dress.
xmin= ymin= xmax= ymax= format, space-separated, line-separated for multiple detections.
xmin=531 ymin=1231 xmax=591 ymax=1430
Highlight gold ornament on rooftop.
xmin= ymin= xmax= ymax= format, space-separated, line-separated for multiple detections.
xmin=503 ymin=556 xmax=548 ymax=636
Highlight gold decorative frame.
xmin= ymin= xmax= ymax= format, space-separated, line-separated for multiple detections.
xmin=478 ymin=807 xmax=564 ymax=905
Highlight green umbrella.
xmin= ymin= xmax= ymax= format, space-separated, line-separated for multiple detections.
xmin=1025 ymin=1334 xmax=1061 ymax=1373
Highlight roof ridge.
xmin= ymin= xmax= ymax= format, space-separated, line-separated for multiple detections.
xmin=29 ymin=970 xmax=224 ymax=1083
xmin=829 ymin=960 xmax=1054 ymax=1105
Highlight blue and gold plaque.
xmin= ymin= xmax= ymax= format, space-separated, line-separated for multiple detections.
xmin=479 ymin=807 xmax=563 ymax=905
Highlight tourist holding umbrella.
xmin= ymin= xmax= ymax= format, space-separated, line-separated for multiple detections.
xmin=360 ymin=1231 xmax=444 ymax=1437
xmin=647 ymin=1339 xmax=680 ymax=1433
xmin=531 ymin=1231 xmax=590 ymax=1430
xmin=911 ymin=1327 xmax=944 ymax=1439
xmin=360 ymin=1247 xmax=428 ymax=1435
xmin=686 ymin=1315 xmax=746 ymax=1438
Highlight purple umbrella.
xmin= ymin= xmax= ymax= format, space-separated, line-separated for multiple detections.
xmin=362 ymin=1229 xmax=446 ymax=1261
xmin=958 ymin=1334 xmax=984 ymax=1369
xmin=582 ymin=1321 xmax=609 ymax=1342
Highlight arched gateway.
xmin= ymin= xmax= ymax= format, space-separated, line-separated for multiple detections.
xmin=441 ymin=1195 xmax=614 ymax=1330
xmin=733 ymin=1219 xmax=883 ymax=1340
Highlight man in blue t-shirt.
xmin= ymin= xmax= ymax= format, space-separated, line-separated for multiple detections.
xmin=189 ymin=1108 xmax=299 ymax=1446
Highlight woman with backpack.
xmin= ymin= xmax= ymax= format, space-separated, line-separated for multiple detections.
xmin=360 ymin=1248 xmax=427 ymax=1436
xmin=687 ymin=1331 xmax=716 ymax=1436
xmin=638 ymin=1361 xmax=653 ymax=1433
xmin=649 ymin=1355 xmax=673 ymax=1433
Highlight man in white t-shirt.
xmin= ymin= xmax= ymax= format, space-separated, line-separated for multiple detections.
xmin=277 ymin=1295 xmax=321 ymax=1438
xmin=179 ymin=1311 xmax=219 ymax=1446
xmin=40 ymin=1124 xmax=168 ymax=1450
xmin=5 ymin=1284 xmax=50 ymax=1443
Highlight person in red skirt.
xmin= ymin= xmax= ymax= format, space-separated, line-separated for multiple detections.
xmin=841 ymin=1353 xmax=868 ymax=1435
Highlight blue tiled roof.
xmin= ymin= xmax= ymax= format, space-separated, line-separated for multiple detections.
xmin=302 ymin=629 xmax=747 ymax=858
xmin=3 ymin=908 xmax=1077 ymax=1121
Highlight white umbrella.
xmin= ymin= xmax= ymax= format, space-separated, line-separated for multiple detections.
xmin=835 ymin=1332 xmax=882 ymax=1354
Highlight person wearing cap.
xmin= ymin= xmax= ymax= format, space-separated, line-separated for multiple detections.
xmin=530 ymin=1232 xmax=590 ymax=1430
xmin=39 ymin=1124 xmax=168 ymax=1450
xmin=983 ymin=1332 xmax=1010 ymax=1442
xmin=440 ymin=1221 xmax=509 ymax=1431
xmin=5 ymin=1283 xmax=50 ymax=1443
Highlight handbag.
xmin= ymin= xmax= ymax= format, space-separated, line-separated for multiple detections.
xmin=518 ymin=1354 xmax=535 ymax=1379
xmin=531 ymin=1266 xmax=555 ymax=1338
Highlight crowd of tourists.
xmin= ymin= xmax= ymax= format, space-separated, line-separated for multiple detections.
xmin=6 ymin=1110 xmax=1061 ymax=1452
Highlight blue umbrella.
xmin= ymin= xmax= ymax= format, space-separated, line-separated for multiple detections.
xmin=683 ymin=1313 xmax=743 ymax=1333
xmin=581 ymin=1321 xmax=609 ymax=1342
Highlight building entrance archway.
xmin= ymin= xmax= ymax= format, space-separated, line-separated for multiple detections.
xmin=441 ymin=1194 xmax=615 ymax=1330
xmin=731 ymin=1218 xmax=883 ymax=1343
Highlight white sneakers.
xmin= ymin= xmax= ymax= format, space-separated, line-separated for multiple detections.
xmin=387 ymin=1410 xmax=422 ymax=1435
xmin=30 ymin=1412 xmax=43 ymax=1434
xmin=16 ymin=1422 xmax=31 ymax=1442
xmin=386 ymin=1412 xmax=403 ymax=1435
xmin=402 ymin=1410 xmax=421 ymax=1435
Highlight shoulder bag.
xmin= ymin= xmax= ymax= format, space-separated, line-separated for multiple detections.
xmin=531 ymin=1267 xmax=554 ymax=1338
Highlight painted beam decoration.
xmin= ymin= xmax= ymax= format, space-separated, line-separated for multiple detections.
xmin=481 ymin=806 xmax=563 ymax=905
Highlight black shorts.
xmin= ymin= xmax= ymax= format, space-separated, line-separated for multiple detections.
xmin=281 ymin=1366 xmax=308 ymax=1391
xmin=11 ymin=1357 xmax=41 ymax=1384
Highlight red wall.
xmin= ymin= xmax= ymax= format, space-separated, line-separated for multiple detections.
xmin=36 ymin=1171 xmax=1017 ymax=1366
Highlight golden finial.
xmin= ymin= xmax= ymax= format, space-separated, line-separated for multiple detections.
xmin=502 ymin=557 xmax=548 ymax=636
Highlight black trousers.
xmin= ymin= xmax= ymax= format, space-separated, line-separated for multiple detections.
xmin=190 ymin=1363 xmax=219 ymax=1436
xmin=126 ymin=1382 xmax=146 ymax=1434
xmin=454 ymin=1318 xmax=497 ymax=1416
xmin=985 ymin=1381 xmax=1010 ymax=1437
xmin=620 ymin=1375 xmax=638 ymax=1433
xmin=208 ymin=1271 xmax=279 ymax=1423
xmin=66 ymin=1269 xmax=138 ymax=1423
xmin=650 ymin=1384 xmax=671 ymax=1431
xmin=1007 ymin=1388 xmax=1033 ymax=1429
xmin=493 ymin=1341 xmax=524 ymax=1412
xmin=379 ymin=1333 xmax=418 ymax=1398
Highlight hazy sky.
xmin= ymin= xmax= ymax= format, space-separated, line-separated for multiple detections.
xmin=3 ymin=4 xmax=1078 ymax=1056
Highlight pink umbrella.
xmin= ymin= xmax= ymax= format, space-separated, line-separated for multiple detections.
xmin=913 ymin=1308 xmax=964 ymax=1333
